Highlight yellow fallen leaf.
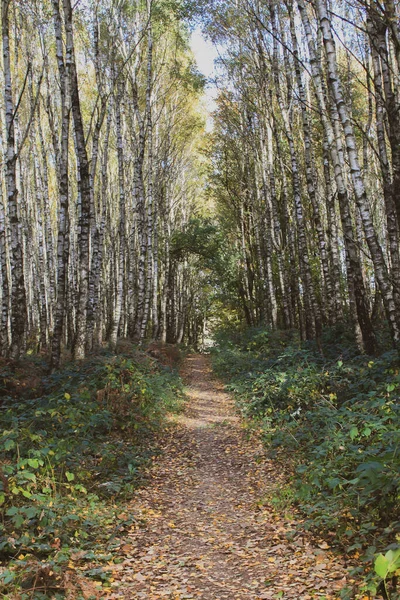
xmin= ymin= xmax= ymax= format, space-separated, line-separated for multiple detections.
xmin=318 ymin=541 xmax=330 ymax=550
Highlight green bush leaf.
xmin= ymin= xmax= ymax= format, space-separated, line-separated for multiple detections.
xmin=374 ymin=554 xmax=389 ymax=578
xmin=0 ymin=570 xmax=16 ymax=584
xmin=385 ymin=549 xmax=400 ymax=574
xmin=24 ymin=507 xmax=39 ymax=519
xmin=4 ymin=439 xmax=15 ymax=451
xmin=349 ymin=426 xmax=358 ymax=441
xmin=6 ymin=506 xmax=18 ymax=516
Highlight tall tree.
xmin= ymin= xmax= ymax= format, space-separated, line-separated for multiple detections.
xmin=2 ymin=0 xmax=27 ymax=358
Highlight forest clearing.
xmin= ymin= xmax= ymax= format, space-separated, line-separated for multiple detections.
xmin=1 ymin=0 xmax=400 ymax=597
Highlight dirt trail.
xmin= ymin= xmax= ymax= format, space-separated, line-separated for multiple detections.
xmin=112 ymin=354 xmax=354 ymax=599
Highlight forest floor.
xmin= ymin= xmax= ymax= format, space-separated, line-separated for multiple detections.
xmin=108 ymin=354 xmax=358 ymax=600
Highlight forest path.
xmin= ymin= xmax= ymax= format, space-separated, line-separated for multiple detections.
xmin=112 ymin=354 xmax=352 ymax=599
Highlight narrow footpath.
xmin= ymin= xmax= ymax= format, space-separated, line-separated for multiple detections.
xmin=112 ymin=355 xmax=355 ymax=599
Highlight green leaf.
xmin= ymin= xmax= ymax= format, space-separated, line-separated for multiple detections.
xmin=24 ymin=507 xmax=39 ymax=519
xmin=374 ymin=554 xmax=389 ymax=579
xmin=4 ymin=439 xmax=15 ymax=451
xmin=74 ymin=484 xmax=87 ymax=494
xmin=65 ymin=393 xmax=71 ymax=400
xmin=0 ymin=570 xmax=16 ymax=584
xmin=66 ymin=472 xmax=75 ymax=482
xmin=385 ymin=549 xmax=400 ymax=574
xmin=345 ymin=477 xmax=360 ymax=485
xmin=349 ymin=426 xmax=358 ymax=441
xmin=6 ymin=506 xmax=18 ymax=516
xmin=13 ymin=515 xmax=25 ymax=528
xmin=27 ymin=459 xmax=39 ymax=469
xmin=21 ymin=472 xmax=36 ymax=482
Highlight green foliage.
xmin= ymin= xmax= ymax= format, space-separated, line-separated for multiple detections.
xmin=353 ymin=547 xmax=400 ymax=599
xmin=211 ymin=325 xmax=400 ymax=572
xmin=171 ymin=217 xmax=224 ymax=263
xmin=0 ymin=350 xmax=184 ymax=595
xmin=170 ymin=217 xmax=243 ymax=342
xmin=212 ymin=325 xmax=300 ymax=384
xmin=372 ymin=549 xmax=400 ymax=599
xmin=375 ymin=548 xmax=400 ymax=579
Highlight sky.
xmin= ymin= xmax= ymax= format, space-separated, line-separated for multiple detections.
xmin=190 ymin=27 xmax=219 ymax=130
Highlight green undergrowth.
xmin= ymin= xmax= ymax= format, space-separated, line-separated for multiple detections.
xmin=211 ymin=325 xmax=400 ymax=597
xmin=0 ymin=345 xmax=184 ymax=598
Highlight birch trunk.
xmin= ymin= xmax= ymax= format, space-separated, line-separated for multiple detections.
xmin=109 ymin=81 xmax=126 ymax=350
xmin=38 ymin=108 xmax=55 ymax=313
xmin=50 ymin=0 xmax=70 ymax=368
xmin=271 ymin=1 xmax=320 ymax=341
xmin=63 ymin=0 xmax=92 ymax=360
xmin=298 ymin=0 xmax=377 ymax=354
xmin=160 ymin=189 xmax=170 ymax=344
xmin=322 ymin=135 xmax=343 ymax=320
xmin=368 ymin=13 xmax=400 ymax=314
xmin=131 ymin=74 xmax=147 ymax=342
xmin=316 ymin=0 xmax=400 ymax=347
xmin=92 ymin=109 xmax=111 ymax=350
xmin=0 ymin=161 xmax=10 ymax=352
xmin=288 ymin=5 xmax=333 ymax=324
xmin=2 ymin=0 xmax=27 ymax=358
xmin=139 ymin=16 xmax=154 ymax=341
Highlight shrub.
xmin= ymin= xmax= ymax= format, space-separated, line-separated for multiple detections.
xmin=211 ymin=327 xmax=400 ymax=554
xmin=0 ymin=350 xmax=184 ymax=595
